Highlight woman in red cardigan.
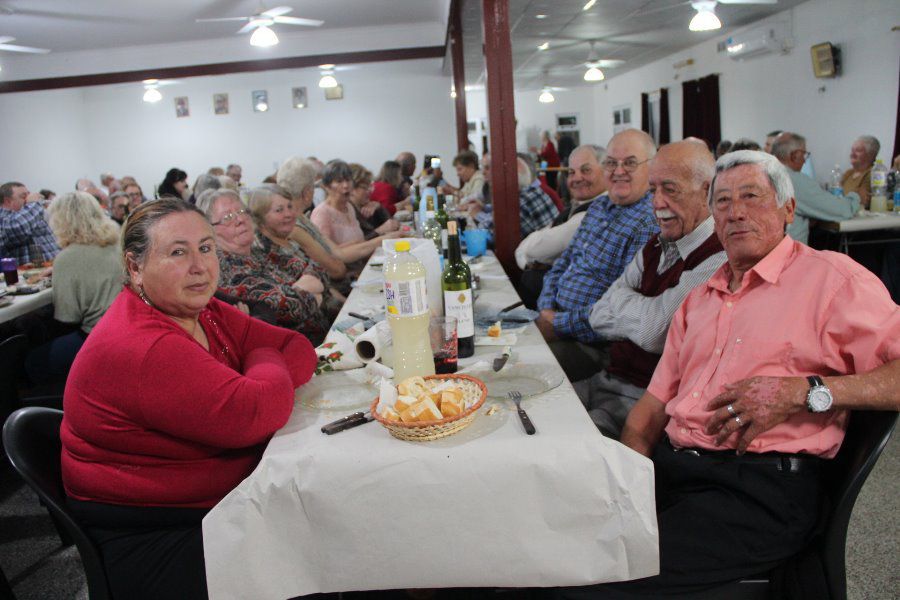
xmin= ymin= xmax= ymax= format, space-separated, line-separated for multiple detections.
xmin=369 ymin=160 xmax=409 ymax=216
xmin=61 ymin=198 xmax=316 ymax=600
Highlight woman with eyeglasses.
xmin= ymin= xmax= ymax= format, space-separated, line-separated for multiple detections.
xmin=197 ymin=188 xmax=332 ymax=345
xmin=60 ymin=198 xmax=316 ymax=599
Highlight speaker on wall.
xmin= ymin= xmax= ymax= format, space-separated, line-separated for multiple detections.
xmin=811 ymin=42 xmax=841 ymax=79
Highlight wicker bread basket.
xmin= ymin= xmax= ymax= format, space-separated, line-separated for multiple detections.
xmin=370 ymin=374 xmax=487 ymax=441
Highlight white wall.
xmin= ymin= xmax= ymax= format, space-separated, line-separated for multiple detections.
xmin=468 ymin=0 xmax=898 ymax=180
xmin=591 ymin=0 xmax=899 ymax=178
xmin=466 ymin=86 xmax=602 ymax=154
xmin=0 ymin=58 xmax=457 ymax=195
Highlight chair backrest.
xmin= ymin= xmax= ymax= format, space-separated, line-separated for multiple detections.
xmin=821 ymin=409 xmax=898 ymax=600
xmin=3 ymin=407 xmax=112 ymax=600
xmin=0 ymin=335 xmax=28 ymax=424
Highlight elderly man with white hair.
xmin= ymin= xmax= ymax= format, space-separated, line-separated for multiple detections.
xmin=554 ymin=150 xmax=900 ymax=598
xmin=771 ymin=132 xmax=859 ymax=244
xmin=840 ymin=134 xmax=880 ymax=207
xmin=468 ymin=155 xmax=558 ymax=238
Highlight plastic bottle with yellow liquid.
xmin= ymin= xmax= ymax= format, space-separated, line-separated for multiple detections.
xmin=384 ymin=240 xmax=435 ymax=381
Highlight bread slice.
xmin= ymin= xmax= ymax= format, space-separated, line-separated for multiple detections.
xmin=380 ymin=406 xmax=400 ymax=421
xmin=439 ymin=395 xmax=463 ymax=417
xmin=487 ymin=321 xmax=502 ymax=337
xmin=397 ymin=376 xmax=427 ymax=397
xmin=413 ymin=398 xmax=443 ymax=422
xmin=395 ymin=395 xmax=419 ymax=413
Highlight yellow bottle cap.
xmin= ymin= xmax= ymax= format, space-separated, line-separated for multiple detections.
xmin=394 ymin=240 xmax=411 ymax=252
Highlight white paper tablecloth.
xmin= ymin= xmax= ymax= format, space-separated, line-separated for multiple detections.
xmin=0 ymin=287 xmax=52 ymax=325
xmin=203 ymin=252 xmax=659 ymax=599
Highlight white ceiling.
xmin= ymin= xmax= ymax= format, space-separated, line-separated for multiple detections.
xmin=461 ymin=0 xmax=808 ymax=90
xmin=0 ymin=0 xmax=807 ymax=90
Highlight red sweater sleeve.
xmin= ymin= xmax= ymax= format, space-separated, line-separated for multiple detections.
xmin=211 ymin=298 xmax=317 ymax=389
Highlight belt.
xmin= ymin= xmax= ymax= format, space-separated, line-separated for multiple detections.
xmin=664 ymin=437 xmax=823 ymax=474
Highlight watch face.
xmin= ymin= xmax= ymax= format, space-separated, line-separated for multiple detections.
xmin=808 ymin=387 xmax=833 ymax=412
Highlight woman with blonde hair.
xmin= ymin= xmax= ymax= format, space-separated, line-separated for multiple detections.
xmin=25 ymin=191 xmax=122 ymax=383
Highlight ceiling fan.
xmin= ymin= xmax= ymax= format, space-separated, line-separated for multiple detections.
xmin=196 ymin=5 xmax=323 ymax=47
xmin=571 ymin=41 xmax=625 ymax=82
xmin=0 ymin=36 xmax=50 ymax=54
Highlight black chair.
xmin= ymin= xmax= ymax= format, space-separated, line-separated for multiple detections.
xmin=0 ymin=335 xmax=28 ymax=425
xmin=689 ymin=409 xmax=898 ymax=600
xmin=3 ymin=407 xmax=112 ymax=600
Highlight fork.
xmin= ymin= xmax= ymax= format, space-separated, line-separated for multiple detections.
xmin=508 ymin=391 xmax=536 ymax=435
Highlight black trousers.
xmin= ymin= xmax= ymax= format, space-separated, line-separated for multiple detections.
xmin=551 ymin=441 xmax=824 ymax=598
xmin=68 ymin=499 xmax=210 ymax=600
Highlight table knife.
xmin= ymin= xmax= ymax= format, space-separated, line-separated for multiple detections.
xmin=321 ymin=412 xmax=374 ymax=435
xmin=492 ymin=346 xmax=512 ymax=372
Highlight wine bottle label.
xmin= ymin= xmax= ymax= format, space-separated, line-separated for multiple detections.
xmin=443 ymin=289 xmax=474 ymax=337
xmin=441 ymin=230 xmax=448 ymax=251
xmin=385 ymin=277 xmax=429 ymax=317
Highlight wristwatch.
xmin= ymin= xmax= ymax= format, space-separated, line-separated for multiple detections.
xmin=806 ymin=375 xmax=833 ymax=413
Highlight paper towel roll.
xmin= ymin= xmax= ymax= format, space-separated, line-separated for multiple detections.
xmin=354 ymin=321 xmax=393 ymax=366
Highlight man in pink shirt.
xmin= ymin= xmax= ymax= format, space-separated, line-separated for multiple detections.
xmin=554 ymin=150 xmax=899 ymax=598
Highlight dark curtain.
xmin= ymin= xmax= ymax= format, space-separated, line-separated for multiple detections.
xmin=659 ymin=87 xmax=671 ymax=144
xmin=682 ymin=74 xmax=721 ymax=150
xmin=640 ymin=93 xmax=650 ymax=134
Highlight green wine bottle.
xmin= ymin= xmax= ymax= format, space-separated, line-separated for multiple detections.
xmin=435 ymin=194 xmax=450 ymax=259
xmin=442 ymin=220 xmax=475 ymax=358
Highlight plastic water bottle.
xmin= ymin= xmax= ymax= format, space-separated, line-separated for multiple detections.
xmin=829 ymin=165 xmax=843 ymax=196
xmin=870 ymin=159 xmax=888 ymax=212
xmin=383 ymin=240 xmax=435 ymax=382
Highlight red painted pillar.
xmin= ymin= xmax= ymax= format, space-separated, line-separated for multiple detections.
xmin=450 ymin=0 xmax=468 ymax=152
xmin=482 ymin=0 xmax=520 ymax=277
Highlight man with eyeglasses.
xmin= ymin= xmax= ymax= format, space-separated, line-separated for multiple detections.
xmin=535 ymin=129 xmax=659 ymax=382
xmin=771 ymin=132 xmax=859 ymax=244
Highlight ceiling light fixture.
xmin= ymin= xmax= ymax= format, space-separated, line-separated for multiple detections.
xmin=538 ymin=42 xmax=549 ymax=51
xmin=450 ymin=86 xmax=457 ymax=98
xmin=249 ymin=24 xmax=279 ymax=47
xmin=583 ymin=0 xmax=597 ymax=11
xmin=318 ymin=70 xmax=338 ymax=89
xmin=689 ymin=1 xmax=722 ymax=32
xmin=142 ymin=86 xmax=162 ymax=103
xmin=535 ymin=14 xmax=547 ymax=19
xmin=584 ymin=65 xmax=605 ymax=81
xmin=538 ymin=87 xmax=555 ymax=103
xmin=255 ymin=101 xmax=269 ymax=111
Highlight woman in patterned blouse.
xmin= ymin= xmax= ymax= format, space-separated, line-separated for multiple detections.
xmin=197 ymin=188 xmax=331 ymax=345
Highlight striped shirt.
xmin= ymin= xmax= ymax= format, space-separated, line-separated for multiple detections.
xmin=587 ymin=216 xmax=726 ymax=347
xmin=537 ymin=191 xmax=658 ymax=340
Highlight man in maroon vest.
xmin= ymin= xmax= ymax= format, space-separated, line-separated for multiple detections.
xmin=574 ymin=140 xmax=726 ymax=439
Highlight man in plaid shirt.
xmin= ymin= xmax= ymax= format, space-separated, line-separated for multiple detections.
xmin=535 ymin=130 xmax=658 ymax=381
xmin=471 ymin=156 xmax=558 ymax=238
xmin=0 ymin=181 xmax=61 ymax=264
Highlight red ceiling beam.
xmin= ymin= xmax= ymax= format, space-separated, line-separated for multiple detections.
xmin=482 ymin=0 xmax=520 ymax=277
xmin=449 ymin=0 xmax=469 ymax=152
xmin=0 ymin=45 xmax=445 ymax=94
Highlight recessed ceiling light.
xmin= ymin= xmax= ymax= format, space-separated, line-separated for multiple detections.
xmin=583 ymin=0 xmax=597 ymax=10
xmin=143 ymin=79 xmax=159 ymax=85
xmin=319 ymin=63 xmax=335 ymax=69
xmin=535 ymin=14 xmax=547 ymax=19
xmin=538 ymin=42 xmax=549 ymax=51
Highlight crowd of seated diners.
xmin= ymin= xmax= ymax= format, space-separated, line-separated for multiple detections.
xmin=1 ymin=132 xmax=898 ymax=598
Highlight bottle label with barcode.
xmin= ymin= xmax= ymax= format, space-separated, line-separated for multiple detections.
xmin=444 ymin=289 xmax=474 ymax=337
xmin=385 ymin=277 xmax=429 ymax=317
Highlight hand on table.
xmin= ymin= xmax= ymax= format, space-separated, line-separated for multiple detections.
xmin=705 ymin=376 xmax=807 ymax=454
xmin=376 ymin=219 xmax=400 ymax=234
xmin=535 ymin=309 xmax=557 ymax=342
xmin=293 ymin=274 xmax=325 ymax=296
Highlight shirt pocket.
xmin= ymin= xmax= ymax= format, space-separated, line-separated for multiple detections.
xmin=725 ymin=336 xmax=794 ymax=381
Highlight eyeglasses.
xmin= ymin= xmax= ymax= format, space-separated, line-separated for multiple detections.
xmin=211 ymin=208 xmax=249 ymax=226
xmin=600 ymin=157 xmax=651 ymax=173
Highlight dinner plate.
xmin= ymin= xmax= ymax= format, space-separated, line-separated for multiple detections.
xmin=297 ymin=371 xmax=376 ymax=411
xmin=468 ymin=363 xmax=564 ymax=400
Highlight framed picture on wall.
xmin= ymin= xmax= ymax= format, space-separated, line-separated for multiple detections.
xmin=175 ymin=96 xmax=190 ymax=118
xmin=292 ymin=87 xmax=308 ymax=109
xmin=612 ymin=104 xmax=632 ymax=133
xmin=214 ymin=93 xmax=229 ymax=115
xmin=252 ymin=90 xmax=269 ymax=112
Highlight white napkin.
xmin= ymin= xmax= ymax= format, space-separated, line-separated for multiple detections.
xmin=377 ymin=378 xmax=398 ymax=416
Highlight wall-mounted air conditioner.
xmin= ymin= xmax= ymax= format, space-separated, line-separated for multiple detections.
xmin=721 ymin=21 xmax=791 ymax=61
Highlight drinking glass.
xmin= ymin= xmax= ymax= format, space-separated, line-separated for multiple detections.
xmin=429 ymin=316 xmax=458 ymax=374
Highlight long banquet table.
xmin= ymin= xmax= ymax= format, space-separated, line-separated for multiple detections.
xmin=817 ymin=210 xmax=900 ymax=253
xmin=0 ymin=288 xmax=53 ymax=325
xmin=202 ymin=250 xmax=659 ymax=600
